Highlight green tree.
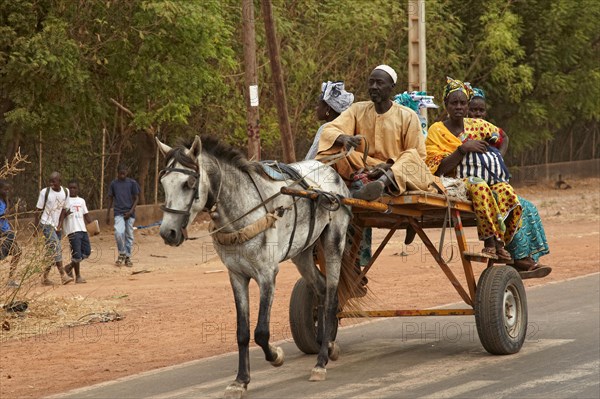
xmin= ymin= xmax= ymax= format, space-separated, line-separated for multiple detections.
xmin=2 ymin=0 xmax=237 ymax=205
xmin=2 ymin=0 xmax=598 ymax=209
xmin=1 ymin=0 xmax=90 ymax=157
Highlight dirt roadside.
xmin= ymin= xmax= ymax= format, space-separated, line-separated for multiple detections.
xmin=0 ymin=178 xmax=598 ymax=399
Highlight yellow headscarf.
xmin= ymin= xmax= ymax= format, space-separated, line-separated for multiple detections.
xmin=443 ymin=77 xmax=473 ymax=103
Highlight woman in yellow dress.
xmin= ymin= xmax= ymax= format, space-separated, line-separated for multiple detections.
xmin=425 ymin=78 xmax=521 ymax=260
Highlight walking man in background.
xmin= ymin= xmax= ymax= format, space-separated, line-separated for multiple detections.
xmin=34 ymin=172 xmax=73 ymax=285
xmin=106 ymin=164 xmax=139 ymax=267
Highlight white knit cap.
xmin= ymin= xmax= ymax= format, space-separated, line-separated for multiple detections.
xmin=373 ymin=64 xmax=397 ymax=84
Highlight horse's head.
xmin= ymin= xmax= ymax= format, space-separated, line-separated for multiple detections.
xmin=156 ymin=135 xmax=210 ymax=246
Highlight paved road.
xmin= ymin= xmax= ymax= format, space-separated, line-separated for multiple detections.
xmin=53 ymin=274 xmax=600 ymax=399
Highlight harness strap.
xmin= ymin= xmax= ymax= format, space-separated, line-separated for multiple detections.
xmin=208 ymin=211 xmax=280 ymax=246
xmin=249 ymin=166 xmax=298 ymax=260
xmin=247 ymin=171 xmax=270 ymax=214
xmin=437 ymin=193 xmax=455 ymax=263
xmin=159 ymin=205 xmax=189 ymax=215
xmin=304 ymin=200 xmax=317 ymax=251
xmin=248 ymin=169 xmax=298 ymax=258
xmin=159 ymin=167 xmax=198 ymax=177
xmin=282 ymin=199 xmax=298 ymax=260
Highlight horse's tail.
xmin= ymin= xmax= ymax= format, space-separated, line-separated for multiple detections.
xmin=337 ymin=220 xmax=375 ymax=314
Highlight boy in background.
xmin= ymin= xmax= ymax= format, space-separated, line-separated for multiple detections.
xmin=35 ymin=172 xmax=73 ymax=285
xmin=60 ymin=179 xmax=93 ymax=283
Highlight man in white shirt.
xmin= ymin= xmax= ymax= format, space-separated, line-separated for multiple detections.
xmin=60 ymin=180 xmax=93 ymax=283
xmin=34 ymin=171 xmax=73 ymax=285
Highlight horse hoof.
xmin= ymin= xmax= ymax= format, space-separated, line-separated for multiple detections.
xmin=309 ymin=367 xmax=327 ymax=381
xmin=270 ymin=346 xmax=285 ymax=367
xmin=224 ymin=382 xmax=247 ymax=399
xmin=328 ymin=342 xmax=340 ymax=361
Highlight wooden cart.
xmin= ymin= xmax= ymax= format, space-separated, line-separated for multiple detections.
xmin=281 ymin=188 xmax=528 ymax=357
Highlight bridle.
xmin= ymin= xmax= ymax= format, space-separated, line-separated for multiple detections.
xmin=159 ymin=165 xmax=201 ymax=230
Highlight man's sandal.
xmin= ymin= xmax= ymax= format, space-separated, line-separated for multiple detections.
xmin=351 ymin=181 xmax=384 ymax=201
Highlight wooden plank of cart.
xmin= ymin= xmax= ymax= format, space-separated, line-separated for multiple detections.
xmin=281 ymin=187 xmax=528 ymax=357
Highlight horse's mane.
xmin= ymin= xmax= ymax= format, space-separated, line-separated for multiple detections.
xmin=165 ymin=135 xmax=262 ymax=174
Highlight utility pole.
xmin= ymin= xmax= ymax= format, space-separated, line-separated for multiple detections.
xmin=242 ymin=0 xmax=260 ymax=160
xmin=38 ymin=131 xmax=42 ymax=192
xmin=100 ymin=127 xmax=106 ymax=209
xmin=261 ymin=0 xmax=295 ymax=163
xmin=407 ymin=0 xmax=428 ymax=124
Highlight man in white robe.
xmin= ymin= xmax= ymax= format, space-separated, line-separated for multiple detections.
xmin=317 ymin=65 xmax=437 ymax=201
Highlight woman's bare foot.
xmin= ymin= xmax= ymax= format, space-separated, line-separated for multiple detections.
xmin=481 ymin=237 xmax=497 ymax=257
xmin=494 ymin=239 xmax=512 ymax=261
xmin=482 ymin=246 xmax=496 ymax=257
xmin=494 ymin=247 xmax=512 ymax=261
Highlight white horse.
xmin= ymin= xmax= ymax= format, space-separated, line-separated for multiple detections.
xmin=156 ymin=135 xmax=352 ymax=398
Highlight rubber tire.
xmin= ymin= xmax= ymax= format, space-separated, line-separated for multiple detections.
xmin=475 ymin=266 xmax=528 ymax=355
xmin=289 ymin=278 xmax=338 ymax=354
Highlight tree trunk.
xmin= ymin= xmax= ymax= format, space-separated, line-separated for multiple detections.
xmin=242 ymin=0 xmax=261 ymax=160
xmin=135 ymin=131 xmax=156 ymax=205
xmin=261 ymin=0 xmax=295 ymax=162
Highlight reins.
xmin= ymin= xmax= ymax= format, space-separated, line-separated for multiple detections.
xmin=159 ymin=145 xmax=354 ymax=243
xmin=205 ymin=148 xmax=352 ymax=239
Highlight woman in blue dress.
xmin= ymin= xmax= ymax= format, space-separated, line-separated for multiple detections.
xmin=468 ymin=87 xmax=551 ymax=278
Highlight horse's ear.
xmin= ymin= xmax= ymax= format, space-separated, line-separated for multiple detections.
xmin=188 ymin=135 xmax=202 ymax=158
xmin=155 ymin=137 xmax=172 ymax=157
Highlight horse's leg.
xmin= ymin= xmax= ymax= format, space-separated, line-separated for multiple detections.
xmin=310 ymin=226 xmax=344 ymax=381
xmin=295 ymin=244 xmax=328 ymax=348
xmin=254 ymin=269 xmax=285 ymax=367
xmin=324 ymin=278 xmax=341 ymax=361
xmin=224 ymin=272 xmax=251 ymax=399
xmin=292 ymin=242 xmax=336 ymax=381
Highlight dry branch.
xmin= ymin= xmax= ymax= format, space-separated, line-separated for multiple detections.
xmin=109 ymin=98 xmax=135 ymax=118
xmin=0 ymin=149 xmax=30 ymax=179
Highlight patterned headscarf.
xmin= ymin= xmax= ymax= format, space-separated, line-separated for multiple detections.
xmin=443 ymin=76 xmax=473 ymax=102
xmin=321 ymin=81 xmax=354 ymax=114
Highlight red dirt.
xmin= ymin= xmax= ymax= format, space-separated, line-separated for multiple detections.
xmin=0 ymin=178 xmax=598 ymax=399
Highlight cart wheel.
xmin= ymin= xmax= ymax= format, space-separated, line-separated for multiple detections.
xmin=289 ymin=278 xmax=338 ymax=355
xmin=475 ymin=266 xmax=527 ymax=355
